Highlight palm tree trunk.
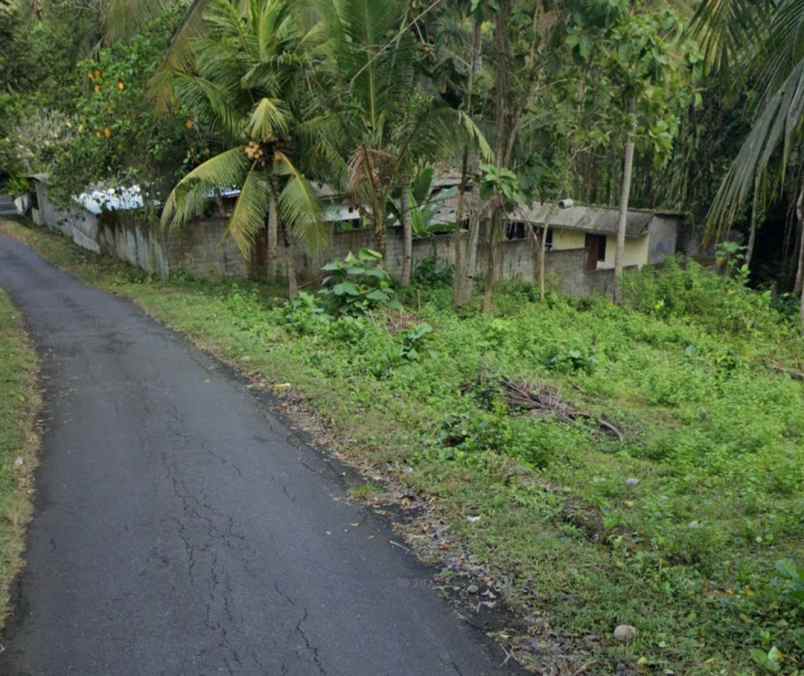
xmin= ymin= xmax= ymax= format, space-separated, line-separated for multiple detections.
xmin=266 ymin=192 xmax=278 ymax=280
xmin=280 ymin=220 xmax=298 ymax=299
xmin=614 ymin=97 xmax=636 ymax=305
xmin=401 ymin=189 xmax=412 ymax=287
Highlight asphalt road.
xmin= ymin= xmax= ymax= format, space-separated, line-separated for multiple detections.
xmin=0 ymin=233 xmax=522 ymax=676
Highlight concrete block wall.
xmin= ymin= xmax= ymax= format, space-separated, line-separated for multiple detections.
xmin=30 ymin=181 xmax=652 ymax=299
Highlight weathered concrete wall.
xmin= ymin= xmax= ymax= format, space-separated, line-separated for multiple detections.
xmin=97 ymin=214 xmax=170 ymax=278
xmin=31 ymin=181 xmax=673 ymax=299
xmin=163 ymin=218 xmax=248 ymax=279
xmin=648 ymin=215 xmax=680 ymax=264
xmin=33 ymin=180 xmax=102 ymax=254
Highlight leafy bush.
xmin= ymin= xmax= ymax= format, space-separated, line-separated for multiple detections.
xmin=319 ymin=249 xmax=401 ymax=316
xmin=623 ymin=257 xmax=793 ymax=338
xmin=283 ymin=291 xmax=331 ymax=334
xmin=400 ymin=323 xmax=433 ymax=361
xmin=543 ymin=344 xmax=598 ymax=374
xmin=412 ymin=257 xmax=454 ymax=286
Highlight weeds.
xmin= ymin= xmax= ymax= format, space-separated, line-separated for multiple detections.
xmin=3 ymin=220 xmax=803 ymax=673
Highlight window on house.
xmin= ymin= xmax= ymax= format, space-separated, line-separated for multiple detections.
xmin=505 ymin=221 xmax=527 ymax=240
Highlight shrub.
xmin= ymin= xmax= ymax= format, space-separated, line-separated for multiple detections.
xmin=319 ymin=249 xmax=401 ymax=316
xmin=623 ymin=257 xmax=790 ymax=338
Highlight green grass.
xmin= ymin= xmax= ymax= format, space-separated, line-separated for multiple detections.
xmin=0 ymin=286 xmax=39 ymax=628
xmin=2 ymin=218 xmax=802 ymax=673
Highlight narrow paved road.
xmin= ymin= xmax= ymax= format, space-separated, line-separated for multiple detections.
xmin=0 ymin=234 xmax=521 ymax=676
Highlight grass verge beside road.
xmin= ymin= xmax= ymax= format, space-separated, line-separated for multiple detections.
xmin=1 ymin=218 xmax=802 ymax=673
xmin=0 ymin=288 xmax=39 ymax=629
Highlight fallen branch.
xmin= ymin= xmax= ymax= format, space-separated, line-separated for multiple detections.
xmin=768 ymin=364 xmax=804 ymax=382
xmin=501 ymin=379 xmax=624 ymax=442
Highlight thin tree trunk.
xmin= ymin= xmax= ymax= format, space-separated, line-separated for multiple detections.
xmin=482 ymin=237 xmax=498 ymax=313
xmin=539 ymin=225 xmax=549 ymax=301
xmin=614 ymin=97 xmax=636 ymax=305
xmin=746 ymin=201 xmax=758 ymax=270
xmin=796 ymin=179 xmax=804 ymax=325
xmin=453 ymin=228 xmax=467 ymax=305
xmin=401 ymin=189 xmax=412 ymax=287
xmin=456 ymin=17 xmax=482 ymax=227
xmin=483 ymin=0 xmax=513 ymax=313
xmin=746 ymin=175 xmax=760 ymax=270
xmin=266 ymin=192 xmax=278 ymax=280
xmin=280 ymin=221 xmax=298 ymax=299
xmin=795 ymin=177 xmax=804 ymax=294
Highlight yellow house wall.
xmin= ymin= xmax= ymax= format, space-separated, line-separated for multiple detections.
xmin=599 ymin=235 xmax=649 ymax=269
xmin=551 ymin=229 xmax=586 ymax=251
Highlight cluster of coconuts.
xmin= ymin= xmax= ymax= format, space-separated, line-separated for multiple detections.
xmin=244 ymin=141 xmax=270 ymax=166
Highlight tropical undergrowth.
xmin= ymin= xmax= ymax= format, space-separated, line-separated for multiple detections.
xmin=1 ymin=219 xmax=802 ymax=673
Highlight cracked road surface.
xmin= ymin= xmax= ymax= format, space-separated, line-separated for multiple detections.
xmin=0 ymin=234 xmax=522 ymax=676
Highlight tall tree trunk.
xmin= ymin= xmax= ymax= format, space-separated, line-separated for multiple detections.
xmin=539 ymin=225 xmax=549 ymax=301
xmin=455 ymin=16 xmax=482 ymax=227
xmin=746 ymin=201 xmax=758 ymax=270
xmin=483 ymin=0 xmax=514 ymax=313
xmin=746 ymin=175 xmax=761 ymax=270
xmin=453 ymin=228 xmax=467 ymax=305
xmin=454 ymin=206 xmax=483 ymax=307
xmin=266 ymin=192 xmax=278 ymax=280
xmin=483 ymin=210 xmax=503 ymax=313
xmin=280 ymin=220 xmax=298 ymax=299
xmin=373 ymin=210 xmax=385 ymax=258
xmin=401 ymin=189 xmax=412 ymax=287
xmin=614 ymin=97 xmax=636 ymax=305
xmin=452 ymin=10 xmax=484 ymax=308
xmin=795 ymin=176 xmax=804 ymax=295
xmin=796 ymin=179 xmax=804 ymax=326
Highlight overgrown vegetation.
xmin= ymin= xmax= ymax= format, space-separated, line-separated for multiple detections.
xmin=0 ymin=288 xmax=39 ymax=629
xmin=3 ymin=218 xmax=801 ymax=673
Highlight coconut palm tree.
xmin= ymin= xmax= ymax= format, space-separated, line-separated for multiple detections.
xmin=691 ymin=0 xmax=804 ymax=323
xmin=302 ymin=0 xmax=490 ymax=284
xmin=160 ymin=0 xmax=326 ymax=298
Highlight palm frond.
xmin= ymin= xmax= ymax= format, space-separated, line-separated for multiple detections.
xmin=247 ymin=97 xmax=291 ymax=141
xmin=162 ymin=147 xmax=250 ymax=228
xmin=228 ymin=167 xmax=271 ymax=256
xmin=170 ymin=70 xmax=246 ymax=139
xmin=757 ymin=0 xmax=804 ymax=101
xmin=275 ymin=151 xmax=329 ymax=252
xmin=688 ymin=0 xmax=774 ymax=72
xmin=458 ymin=111 xmax=493 ymax=163
xmin=707 ymin=58 xmax=804 ymax=238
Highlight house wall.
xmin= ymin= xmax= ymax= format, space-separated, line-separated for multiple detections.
xmin=599 ymin=234 xmax=649 ymax=270
xmin=551 ymin=229 xmax=586 ymax=251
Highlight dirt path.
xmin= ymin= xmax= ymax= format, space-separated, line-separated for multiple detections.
xmin=0 ymin=234 xmax=521 ymax=676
